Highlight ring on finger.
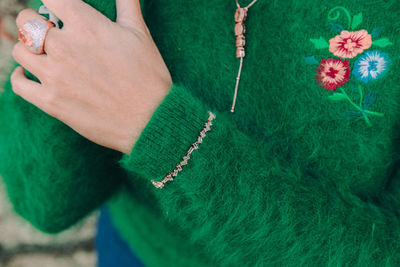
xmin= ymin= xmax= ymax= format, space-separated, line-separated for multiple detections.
xmin=18 ymin=18 xmax=55 ymax=55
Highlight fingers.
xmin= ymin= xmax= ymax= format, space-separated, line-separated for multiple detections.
xmin=15 ymin=7 xmax=66 ymax=59
xmin=40 ymin=0 xmax=108 ymax=27
xmin=42 ymin=26 xmax=66 ymax=58
xmin=10 ymin=66 xmax=55 ymax=117
xmin=116 ymin=0 xmax=145 ymax=28
xmin=16 ymin=8 xmax=47 ymax=29
xmin=12 ymin=42 xmax=48 ymax=80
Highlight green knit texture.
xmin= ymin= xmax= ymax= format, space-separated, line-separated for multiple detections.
xmin=1 ymin=0 xmax=400 ymax=266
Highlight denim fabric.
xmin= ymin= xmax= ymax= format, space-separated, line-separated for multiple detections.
xmin=95 ymin=206 xmax=146 ymax=267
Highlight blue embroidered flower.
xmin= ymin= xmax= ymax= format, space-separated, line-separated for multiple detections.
xmin=352 ymin=50 xmax=391 ymax=83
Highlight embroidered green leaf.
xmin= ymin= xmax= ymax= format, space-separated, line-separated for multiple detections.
xmin=371 ymin=26 xmax=385 ymax=39
xmin=304 ymin=56 xmax=319 ymax=65
xmin=328 ymin=93 xmax=347 ymax=101
xmin=363 ymin=88 xmax=376 ymax=109
xmin=351 ymin=12 xmax=363 ymax=30
xmin=310 ymin=37 xmax=329 ymax=49
xmin=372 ymin=37 xmax=393 ymax=47
xmin=329 ymin=22 xmax=344 ymax=33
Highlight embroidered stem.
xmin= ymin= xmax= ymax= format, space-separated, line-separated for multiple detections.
xmin=328 ymin=6 xmax=352 ymax=30
xmin=357 ymin=84 xmax=363 ymax=106
xmin=363 ymin=110 xmax=384 ymax=117
xmin=339 ymin=87 xmax=372 ymax=126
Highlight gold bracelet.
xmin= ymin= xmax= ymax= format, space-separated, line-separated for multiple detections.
xmin=151 ymin=111 xmax=216 ymax=189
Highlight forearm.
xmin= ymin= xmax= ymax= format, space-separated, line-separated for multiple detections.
xmin=0 ymin=66 xmax=124 ymax=233
xmin=117 ymin=82 xmax=400 ymax=265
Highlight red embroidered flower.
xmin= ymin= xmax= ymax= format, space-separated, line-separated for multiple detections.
xmin=329 ymin=30 xmax=372 ymax=59
xmin=315 ymin=58 xmax=351 ymax=90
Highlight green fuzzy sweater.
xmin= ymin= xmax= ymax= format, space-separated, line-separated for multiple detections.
xmin=1 ymin=0 xmax=400 ymax=266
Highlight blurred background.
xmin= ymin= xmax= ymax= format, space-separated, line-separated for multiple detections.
xmin=0 ymin=1 xmax=98 ymax=266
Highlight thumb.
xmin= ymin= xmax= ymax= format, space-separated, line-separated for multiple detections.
xmin=116 ymin=0 xmax=145 ymax=29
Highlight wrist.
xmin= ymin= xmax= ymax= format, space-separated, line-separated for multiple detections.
xmin=120 ymin=81 xmax=172 ymax=155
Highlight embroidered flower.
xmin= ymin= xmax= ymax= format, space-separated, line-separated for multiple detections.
xmin=304 ymin=7 xmax=395 ymax=126
xmin=315 ymin=58 xmax=351 ymax=90
xmin=352 ymin=50 xmax=391 ymax=83
xmin=329 ymin=30 xmax=372 ymax=59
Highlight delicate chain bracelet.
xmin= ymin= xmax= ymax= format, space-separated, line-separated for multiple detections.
xmin=151 ymin=111 xmax=216 ymax=189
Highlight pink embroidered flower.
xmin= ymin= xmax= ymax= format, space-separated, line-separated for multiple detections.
xmin=315 ymin=58 xmax=351 ymax=90
xmin=329 ymin=30 xmax=372 ymax=59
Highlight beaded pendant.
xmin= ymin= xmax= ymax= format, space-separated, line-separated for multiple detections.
xmin=234 ymin=7 xmax=247 ymax=58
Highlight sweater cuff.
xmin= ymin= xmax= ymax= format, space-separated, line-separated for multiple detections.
xmin=118 ymin=83 xmax=212 ymax=182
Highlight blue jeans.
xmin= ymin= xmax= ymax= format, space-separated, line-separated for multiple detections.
xmin=95 ymin=206 xmax=146 ymax=267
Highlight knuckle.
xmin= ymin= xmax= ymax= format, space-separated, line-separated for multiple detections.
xmin=44 ymin=68 xmax=55 ymax=82
xmin=16 ymin=8 xmax=36 ymax=27
xmin=42 ymin=90 xmax=58 ymax=112
xmin=16 ymin=9 xmax=28 ymax=26
xmin=69 ymin=7 xmax=99 ymax=29
xmin=79 ymin=23 xmax=101 ymax=42
xmin=64 ymin=7 xmax=80 ymax=23
xmin=43 ymin=95 xmax=62 ymax=120
xmin=45 ymin=35 xmax=63 ymax=56
xmin=66 ymin=10 xmax=91 ymax=30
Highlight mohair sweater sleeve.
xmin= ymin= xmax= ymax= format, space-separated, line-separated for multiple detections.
xmin=0 ymin=64 xmax=126 ymax=234
xmin=0 ymin=0 xmax=136 ymax=235
xmin=118 ymin=83 xmax=400 ymax=265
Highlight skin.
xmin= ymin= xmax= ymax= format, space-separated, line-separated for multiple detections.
xmin=11 ymin=0 xmax=173 ymax=155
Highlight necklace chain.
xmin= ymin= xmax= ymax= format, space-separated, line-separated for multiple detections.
xmin=231 ymin=0 xmax=259 ymax=112
xmin=235 ymin=0 xmax=259 ymax=9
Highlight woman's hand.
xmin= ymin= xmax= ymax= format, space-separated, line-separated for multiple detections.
xmin=10 ymin=0 xmax=173 ymax=155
